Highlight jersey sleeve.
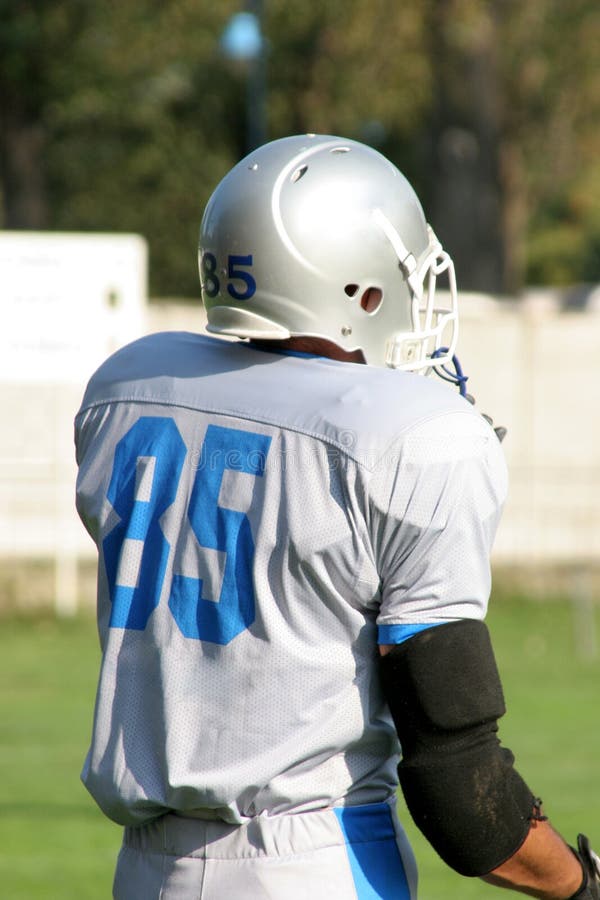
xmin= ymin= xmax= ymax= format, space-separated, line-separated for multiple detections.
xmin=368 ymin=409 xmax=508 ymax=644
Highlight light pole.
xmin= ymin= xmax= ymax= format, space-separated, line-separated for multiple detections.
xmin=221 ymin=2 xmax=267 ymax=154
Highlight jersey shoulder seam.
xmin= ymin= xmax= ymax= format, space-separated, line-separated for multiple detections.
xmin=76 ymin=395 xmax=485 ymax=472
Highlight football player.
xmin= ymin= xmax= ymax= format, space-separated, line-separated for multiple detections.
xmin=75 ymin=134 xmax=599 ymax=898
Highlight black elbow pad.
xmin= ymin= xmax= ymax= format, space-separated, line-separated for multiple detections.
xmin=380 ymin=619 xmax=535 ymax=876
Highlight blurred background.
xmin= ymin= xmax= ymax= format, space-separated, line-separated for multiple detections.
xmin=1 ymin=0 xmax=599 ymax=612
xmin=0 ymin=2 xmax=599 ymax=896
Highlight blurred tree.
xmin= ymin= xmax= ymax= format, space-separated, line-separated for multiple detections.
xmin=504 ymin=0 xmax=600 ymax=287
xmin=266 ymin=0 xmax=430 ymax=144
xmin=420 ymin=0 xmax=600 ymax=291
xmin=1 ymin=0 xmax=598 ymax=295
xmin=0 ymin=0 xmax=91 ymax=227
xmin=420 ymin=0 xmax=507 ymax=292
xmin=45 ymin=0 xmax=245 ymax=297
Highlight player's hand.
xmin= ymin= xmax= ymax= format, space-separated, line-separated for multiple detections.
xmin=570 ymin=835 xmax=600 ymax=899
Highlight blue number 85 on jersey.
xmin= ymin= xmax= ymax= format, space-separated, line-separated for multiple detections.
xmin=103 ymin=417 xmax=271 ymax=643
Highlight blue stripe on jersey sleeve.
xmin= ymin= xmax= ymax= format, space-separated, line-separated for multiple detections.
xmin=334 ymin=804 xmax=410 ymax=899
xmin=378 ymin=621 xmax=447 ymax=645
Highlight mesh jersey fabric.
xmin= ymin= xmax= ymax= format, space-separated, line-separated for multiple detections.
xmin=74 ymin=332 xmax=507 ymax=827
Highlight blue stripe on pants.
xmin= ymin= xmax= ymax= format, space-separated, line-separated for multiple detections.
xmin=334 ymin=804 xmax=411 ymax=899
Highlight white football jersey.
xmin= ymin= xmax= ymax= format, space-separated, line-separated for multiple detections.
xmin=75 ymin=332 xmax=507 ymax=827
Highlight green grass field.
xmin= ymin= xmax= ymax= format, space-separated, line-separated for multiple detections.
xmin=0 ymin=594 xmax=598 ymax=899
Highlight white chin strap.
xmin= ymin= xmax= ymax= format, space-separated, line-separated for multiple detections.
xmin=372 ymin=209 xmax=459 ymax=372
xmin=372 ymin=209 xmax=424 ymax=300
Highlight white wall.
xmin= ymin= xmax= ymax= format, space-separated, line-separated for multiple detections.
xmin=145 ymin=295 xmax=600 ymax=566
xmin=2 ymin=284 xmax=600 ymax=610
xmin=0 ymin=232 xmax=148 ymax=611
xmin=456 ymin=293 xmax=600 ymax=564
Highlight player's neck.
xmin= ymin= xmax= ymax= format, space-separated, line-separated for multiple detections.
xmin=251 ymin=337 xmax=366 ymax=364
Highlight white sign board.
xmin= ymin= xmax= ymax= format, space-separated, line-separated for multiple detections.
xmin=0 ymin=231 xmax=147 ymax=383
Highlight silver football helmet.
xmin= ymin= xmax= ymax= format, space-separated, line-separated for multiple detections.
xmin=199 ymin=134 xmax=458 ymax=371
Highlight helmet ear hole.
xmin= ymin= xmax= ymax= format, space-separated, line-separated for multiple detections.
xmin=360 ymin=287 xmax=383 ymax=314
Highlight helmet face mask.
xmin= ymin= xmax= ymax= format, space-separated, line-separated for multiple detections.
xmin=199 ymin=134 xmax=458 ymax=372
xmin=381 ymin=221 xmax=459 ymax=371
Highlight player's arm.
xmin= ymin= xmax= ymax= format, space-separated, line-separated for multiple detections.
xmin=482 ymin=826 xmax=598 ymax=898
xmin=379 ymin=620 xmax=598 ymax=899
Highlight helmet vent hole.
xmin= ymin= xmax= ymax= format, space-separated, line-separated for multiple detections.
xmin=360 ymin=287 xmax=383 ymax=314
xmin=344 ymin=283 xmax=360 ymax=298
xmin=330 ymin=147 xmax=350 ymax=154
xmin=291 ymin=165 xmax=308 ymax=183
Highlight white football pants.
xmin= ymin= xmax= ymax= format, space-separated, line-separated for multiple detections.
xmin=112 ymin=800 xmax=417 ymax=899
